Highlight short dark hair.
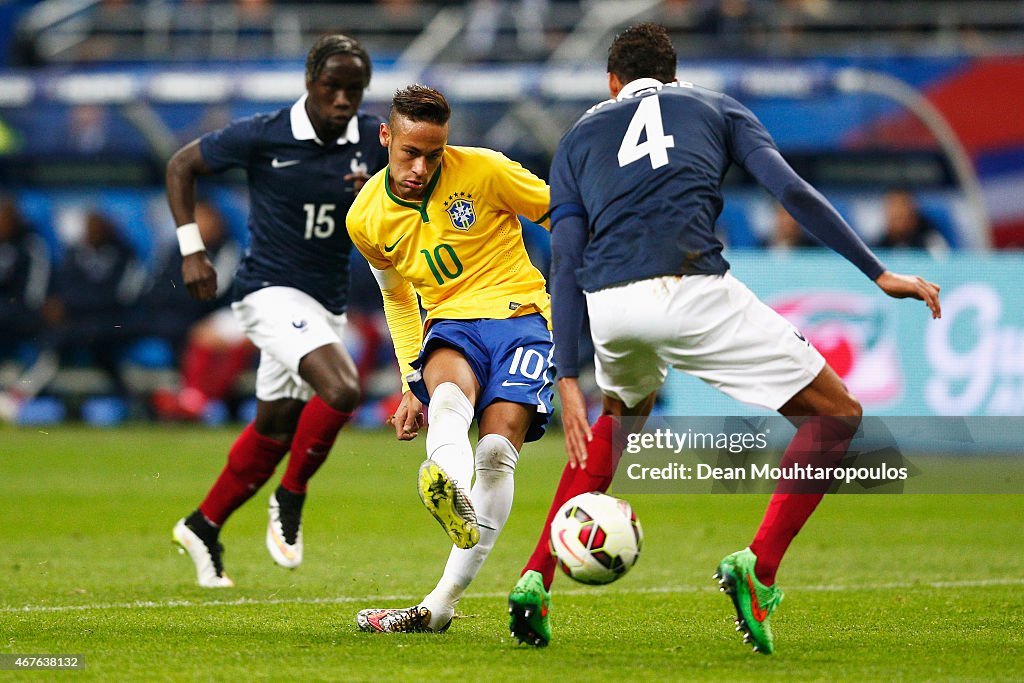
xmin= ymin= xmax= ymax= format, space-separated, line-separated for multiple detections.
xmin=306 ymin=34 xmax=372 ymax=85
xmin=607 ymin=23 xmax=677 ymax=85
xmin=389 ymin=84 xmax=451 ymax=127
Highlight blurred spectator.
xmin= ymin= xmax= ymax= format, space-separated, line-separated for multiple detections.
xmin=763 ymin=203 xmax=819 ymax=249
xmin=234 ymin=0 xmax=273 ymax=21
xmin=876 ymin=188 xmax=950 ymax=254
xmin=145 ymin=201 xmax=254 ymax=421
xmin=773 ymin=0 xmax=833 ymax=53
xmin=0 ymin=209 xmax=145 ymax=419
xmin=69 ymin=104 xmax=113 ymax=155
xmin=29 ymin=104 xmax=146 ymax=159
xmin=0 ymin=196 xmax=49 ymax=378
xmin=783 ymin=0 xmax=831 ymax=18
xmin=375 ymin=0 xmax=419 ymax=20
xmin=231 ymin=0 xmax=277 ymax=59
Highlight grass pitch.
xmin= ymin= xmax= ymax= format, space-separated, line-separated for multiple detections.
xmin=1 ymin=426 xmax=1022 ymax=681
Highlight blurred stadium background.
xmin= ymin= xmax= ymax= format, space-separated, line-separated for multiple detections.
xmin=1 ymin=0 xmax=1023 ymax=427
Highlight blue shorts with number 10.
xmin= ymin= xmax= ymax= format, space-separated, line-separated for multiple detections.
xmin=408 ymin=313 xmax=555 ymax=443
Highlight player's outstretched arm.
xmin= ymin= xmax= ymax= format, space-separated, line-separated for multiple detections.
xmin=743 ymin=147 xmax=886 ymax=281
xmin=550 ymin=209 xmax=592 ymax=467
xmin=875 ymin=271 xmax=942 ymax=319
xmin=166 ymin=140 xmax=218 ymax=301
xmin=743 ymin=147 xmax=943 ymax=319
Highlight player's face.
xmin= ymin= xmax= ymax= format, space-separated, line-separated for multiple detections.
xmin=305 ymin=54 xmax=368 ymax=142
xmin=380 ymin=115 xmax=448 ymax=201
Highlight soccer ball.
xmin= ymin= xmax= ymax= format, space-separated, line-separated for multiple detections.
xmin=550 ymin=492 xmax=643 ymax=585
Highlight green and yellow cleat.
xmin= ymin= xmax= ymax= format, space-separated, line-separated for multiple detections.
xmin=714 ymin=548 xmax=784 ymax=655
xmin=417 ymin=459 xmax=480 ymax=549
xmin=508 ymin=570 xmax=552 ymax=647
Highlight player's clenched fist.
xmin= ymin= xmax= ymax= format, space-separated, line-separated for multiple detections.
xmin=181 ymin=252 xmax=218 ymax=301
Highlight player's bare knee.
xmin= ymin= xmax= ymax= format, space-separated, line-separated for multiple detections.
xmin=254 ymin=399 xmax=304 ymax=441
xmin=818 ymin=390 xmax=862 ymax=439
xmin=475 ymin=433 xmax=519 ymax=475
xmin=838 ymin=391 xmax=863 ymax=420
xmin=319 ymin=376 xmax=360 ymax=413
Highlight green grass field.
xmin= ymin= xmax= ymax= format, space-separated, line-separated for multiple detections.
xmin=2 ymin=426 xmax=1022 ymax=681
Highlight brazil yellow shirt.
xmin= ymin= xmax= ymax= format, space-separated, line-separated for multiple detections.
xmin=347 ymin=146 xmax=551 ymax=323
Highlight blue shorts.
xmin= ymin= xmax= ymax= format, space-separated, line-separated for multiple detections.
xmin=408 ymin=314 xmax=555 ymax=443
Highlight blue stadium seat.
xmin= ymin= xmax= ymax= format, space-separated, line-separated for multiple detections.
xmin=80 ymin=396 xmax=128 ymax=427
xmin=16 ymin=396 xmax=67 ymax=426
xmin=126 ymin=338 xmax=176 ymax=369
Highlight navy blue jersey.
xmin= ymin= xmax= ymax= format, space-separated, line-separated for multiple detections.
xmin=550 ymin=78 xmax=776 ymax=292
xmin=200 ymin=99 xmax=387 ymax=314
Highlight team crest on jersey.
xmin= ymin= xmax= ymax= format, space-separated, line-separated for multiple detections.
xmin=444 ymin=192 xmax=476 ymax=231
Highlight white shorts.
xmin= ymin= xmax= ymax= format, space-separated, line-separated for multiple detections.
xmin=585 ymin=272 xmax=825 ymax=410
xmin=231 ymin=286 xmax=347 ymax=402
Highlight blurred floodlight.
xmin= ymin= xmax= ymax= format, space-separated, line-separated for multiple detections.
xmin=0 ymin=76 xmax=35 ymax=106
xmin=740 ymin=68 xmax=815 ymax=97
xmin=54 ymin=74 xmax=138 ymax=104
xmin=363 ymin=70 xmax=424 ymax=103
xmin=237 ymin=72 xmax=304 ymax=102
xmin=149 ymin=74 xmax=232 ymax=103
xmin=538 ymin=68 xmax=607 ymax=100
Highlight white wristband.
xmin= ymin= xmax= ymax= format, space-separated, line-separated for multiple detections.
xmin=176 ymin=222 xmax=206 ymax=256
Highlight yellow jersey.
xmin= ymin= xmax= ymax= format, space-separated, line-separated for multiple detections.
xmin=347 ymin=146 xmax=551 ymax=323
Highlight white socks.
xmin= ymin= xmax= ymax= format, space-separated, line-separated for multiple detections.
xmin=425 ymin=382 xmax=475 ymax=495
xmin=421 ymin=433 xmax=519 ymax=631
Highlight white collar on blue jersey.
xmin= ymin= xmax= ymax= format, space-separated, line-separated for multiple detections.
xmin=290 ymin=94 xmax=361 ymax=146
xmin=616 ymin=77 xmax=672 ymax=100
